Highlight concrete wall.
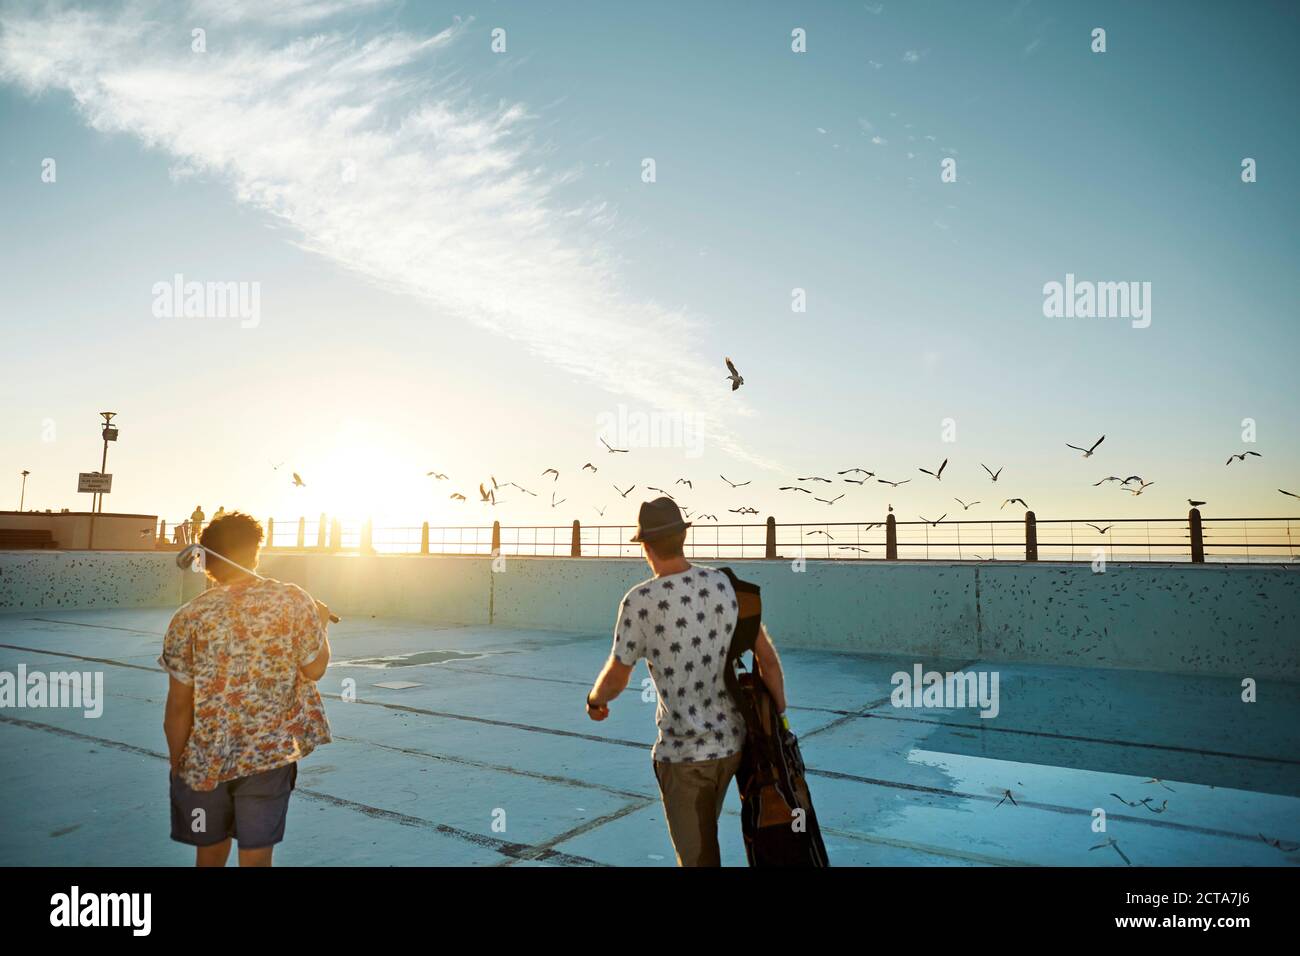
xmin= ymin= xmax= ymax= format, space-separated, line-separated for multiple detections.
xmin=2 ymin=550 xmax=1296 ymax=679
xmin=0 ymin=550 xmax=184 ymax=611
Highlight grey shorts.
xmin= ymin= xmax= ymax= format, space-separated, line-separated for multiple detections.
xmin=169 ymin=763 xmax=298 ymax=848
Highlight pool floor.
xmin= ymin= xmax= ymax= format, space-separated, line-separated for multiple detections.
xmin=1 ymin=608 xmax=1298 ymax=866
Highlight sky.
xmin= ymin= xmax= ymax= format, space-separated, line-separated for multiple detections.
xmin=1 ymin=0 xmax=1297 ymax=531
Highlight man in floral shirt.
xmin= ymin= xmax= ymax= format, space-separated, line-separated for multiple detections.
xmin=160 ymin=512 xmax=332 ymax=866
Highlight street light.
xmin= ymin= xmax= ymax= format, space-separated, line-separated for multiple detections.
xmin=19 ymin=470 xmax=29 ymax=511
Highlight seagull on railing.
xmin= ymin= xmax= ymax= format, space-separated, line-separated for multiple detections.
xmin=877 ymin=477 xmax=910 ymax=487
xmin=1225 ymin=451 xmax=1262 ymax=465
xmin=1067 ymin=435 xmax=1105 ymax=458
xmin=542 ymin=468 xmax=559 ymax=481
xmin=981 ymin=464 xmax=1003 ymax=482
xmin=918 ymin=458 xmax=947 ymax=480
xmin=614 ymin=484 xmax=636 ymax=498
xmin=1188 ymin=498 xmax=1206 ymax=507
xmin=600 ymin=437 xmax=629 ymax=454
xmin=1001 ymin=498 xmax=1029 ymax=510
xmin=815 ymin=494 xmax=845 ymax=505
xmin=725 ymin=356 xmax=745 ymax=391
xmin=1086 ymin=523 xmax=1112 ymax=533
xmin=954 ymin=498 xmax=980 ymax=510
xmin=779 ymin=486 xmax=812 ymax=494
xmin=720 ymin=475 xmax=750 ymax=488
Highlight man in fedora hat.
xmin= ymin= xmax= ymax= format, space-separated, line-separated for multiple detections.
xmin=585 ymin=497 xmax=788 ymax=866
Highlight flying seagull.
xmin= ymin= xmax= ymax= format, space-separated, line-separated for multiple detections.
xmin=551 ymin=492 xmax=566 ymax=508
xmin=798 ymin=476 xmax=833 ymax=483
xmin=779 ymin=486 xmax=813 ymax=494
xmin=1225 ymin=451 xmax=1262 ymax=465
xmin=720 ymin=475 xmax=750 ymax=488
xmin=877 ymin=478 xmax=910 ymax=487
xmin=729 ymin=507 xmax=759 ymax=515
xmin=1124 ymin=481 xmax=1155 ymax=496
xmin=953 ymin=498 xmax=980 ymax=510
xmin=697 ymin=513 xmax=718 ymax=521
xmin=724 ymin=356 xmax=744 ymax=391
xmin=920 ymin=514 xmax=947 ymax=526
xmin=1086 ymin=523 xmax=1112 ymax=534
xmin=1280 ymin=489 xmax=1300 ymax=500
xmin=842 ymin=478 xmax=868 ymax=485
xmin=1066 ymin=435 xmax=1105 ymax=458
xmin=1001 ymin=498 xmax=1028 ymax=510
xmin=292 ymin=472 xmax=306 ymax=487
xmin=675 ymin=478 xmax=693 ymax=489
xmin=426 ymin=471 xmax=449 ymax=480
xmin=838 ymin=468 xmax=874 ymax=476
xmin=614 ymin=484 xmax=636 ymax=498
xmin=647 ymin=487 xmax=675 ymax=499
xmin=582 ymin=462 xmax=598 ymax=472
xmin=805 ymin=530 xmax=834 ymax=539
xmin=508 ymin=483 xmax=538 ymax=497
xmin=1121 ymin=476 xmax=1144 ymax=485
xmin=918 ymin=458 xmax=948 ymax=480
xmin=1089 ymin=838 xmax=1131 ymax=866
xmin=1093 ymin=476 xmax=1124 ymax=486
xmin=981 ymin=464 xmax=1003 ymax=482
xmin=814 ymin=494 xmax=845 ymax=505
xmin=271 ymin=461 xmax=285 ymax=471
xmin=593 ymin=505 xmax=606 ymax=516
xmin=542 ymin=468 xmax=559 ymax=481
xmin=450 ymin=492 xmax=466 ymax=501
xmin=600 ymin=437 xmax=629 ymax=454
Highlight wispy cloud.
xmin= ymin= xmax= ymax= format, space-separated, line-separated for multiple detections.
xmin=0 ymin=0 xmax=776 ymax=469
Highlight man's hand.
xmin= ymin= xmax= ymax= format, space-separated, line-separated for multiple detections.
xmin=585 ymin=695 xmax=610 ymax=721
xmin=314 ymin=600 xmax=339 ymax=625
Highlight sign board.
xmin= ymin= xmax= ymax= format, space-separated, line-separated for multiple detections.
xmin=78 ymin=473 xmax=113 ymax=494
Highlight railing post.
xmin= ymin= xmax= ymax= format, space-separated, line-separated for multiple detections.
xmin=886 ymin=514 xmax=898 ymax=560
xmin=420 ymin=522 xmax=429 ymax=555
xmin=765 ymin=517 xmax=776 ymax=559
xmin=1025 ymin=510 xmax=1038 ymax=561
xmin=329 ymin=517 xmax=342 ymax=552
xmin=491 ymin=520 xmax=501 ymax=555
xmin=266 ymin=517 xmax=274 ymax=549
xmin=296 ymin=517 xmax=306 ymax=549
xmin=1189 ymin=508 xmax=1204 ymax=563
xmin=571 ymin=520 xmax=582 ymax=557
xmin=361 ymin=518 xmax=374 ymax=554
xmin=317 ymin=514 xmax=327 ymax=549
xmin=159 ymin=519 xmax=166 ymax=544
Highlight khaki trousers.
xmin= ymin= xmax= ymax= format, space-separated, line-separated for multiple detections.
xmin=652 ymin=751 xmax=743 ymax=867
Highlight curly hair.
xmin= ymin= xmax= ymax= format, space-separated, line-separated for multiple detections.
xmin=198 ymin=511 xmax=264 ymax=568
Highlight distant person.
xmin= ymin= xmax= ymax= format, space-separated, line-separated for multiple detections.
xmin=190 ymin=504 xmax=205 ymax=542
xmin=213 ymin=505 xmax=226 ymax=521
xmin=585 ymin=497 xmax=788 ymax=866
xmin=159 ymin=511 xmax=333 ymax=867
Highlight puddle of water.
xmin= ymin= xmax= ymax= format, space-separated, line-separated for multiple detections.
xmin=341 ymin=650 xmax=486 ymax=668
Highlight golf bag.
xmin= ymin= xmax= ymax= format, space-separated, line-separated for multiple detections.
xmin=718 ymin=568 xmax=830 ymax=867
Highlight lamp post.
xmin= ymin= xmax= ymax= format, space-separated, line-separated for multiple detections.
xmin=87 ymin=412 xmax=119 ymax=550
xmin=19 ymin=470 xmax=29 ymax=511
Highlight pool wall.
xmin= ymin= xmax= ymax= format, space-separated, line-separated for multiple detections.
xmin=1 ymin=550 xmax=1296 ymax=678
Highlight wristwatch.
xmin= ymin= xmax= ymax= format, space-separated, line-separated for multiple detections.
xmin=586 ymin=692 xmax=601 ymax=710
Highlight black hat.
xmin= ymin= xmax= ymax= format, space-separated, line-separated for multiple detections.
xmin=629 ymin=497 xmax=692 ymax=543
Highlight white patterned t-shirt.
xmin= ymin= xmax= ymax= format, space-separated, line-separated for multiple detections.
xmin=612 ymin=565 xmax=746 ymax=763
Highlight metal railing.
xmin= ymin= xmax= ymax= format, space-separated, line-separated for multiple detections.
xmin=160 ymin=512 xmax=1300 ymax=564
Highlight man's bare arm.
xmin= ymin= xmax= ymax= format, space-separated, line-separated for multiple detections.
xmin=754 ymin=624 xmax=788 ymax=714
xmin=300 ymin=600 xmax=333 ymax=681
xmin=163 ymin=676 xmax=194 ymax=774
xmin=586 ymin=656 xmax=634 ymax=720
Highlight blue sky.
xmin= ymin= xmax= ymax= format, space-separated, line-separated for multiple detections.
xmin=1 ymin=0 xmax=1297 ymax=528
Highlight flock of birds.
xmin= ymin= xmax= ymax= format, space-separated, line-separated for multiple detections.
xmin=270 ymin=359 xmax=1299 ymax=527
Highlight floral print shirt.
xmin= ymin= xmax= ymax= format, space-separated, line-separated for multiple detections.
xmin=160 ymin=577 xmax=331 ymax=791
